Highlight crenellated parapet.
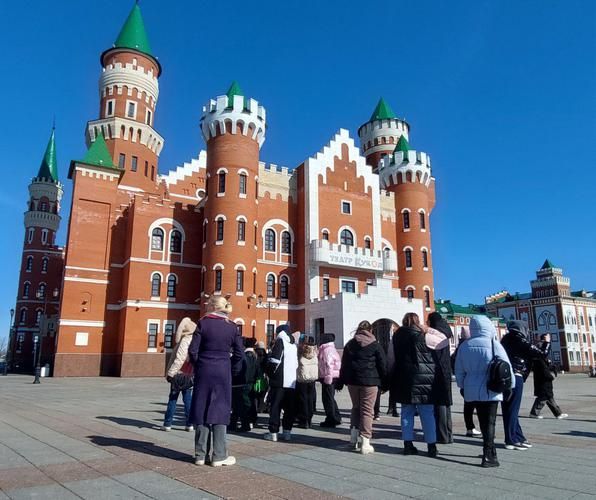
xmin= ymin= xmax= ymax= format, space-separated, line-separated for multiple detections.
xmin=100 ymin=61 xmax=159 ymax=106
xmin=378 ymin=149 xmax=433 ymax=188
xmin=201 ymin=94 xmax=267 ymax=147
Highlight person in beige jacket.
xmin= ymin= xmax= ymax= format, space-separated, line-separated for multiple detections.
xmin=162 ymin=317 xmax=197 ymax=431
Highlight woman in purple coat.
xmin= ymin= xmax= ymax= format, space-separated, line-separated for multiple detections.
xmin=188 ymin=296 xmax=244 ymax=467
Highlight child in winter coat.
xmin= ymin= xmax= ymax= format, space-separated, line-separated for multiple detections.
xmin=163 ymin=317 xmax=197 ymax=431
xmin=318 ymin=333 xmax=342 ymax=427
xmin=295 ymin=338 xmax=319 ymax=428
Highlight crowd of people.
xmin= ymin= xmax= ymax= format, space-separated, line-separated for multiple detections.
xmin=163 ymin=296 xmax=567 ymax=469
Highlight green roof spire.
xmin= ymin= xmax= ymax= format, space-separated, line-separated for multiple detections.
xmin=370 ymin=97 xmax=396 ymax=121
xmin=114 ymin=3 xmax=153 ymax=56
xmin=394 ymin=135 xmax=410 ymax=153
xmin=541 ymin=259 xmax=556 ymax=270
xmin=80 ymin=133 xmax=116 ymax=169
xmin=37 ymin=127 xmax=58 ymax=181
xmin=226 ymin=81 xmax=244 ymax=107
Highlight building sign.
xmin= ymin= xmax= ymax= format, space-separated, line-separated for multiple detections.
xmin=328 ymin=250 xmax=383 ymax=271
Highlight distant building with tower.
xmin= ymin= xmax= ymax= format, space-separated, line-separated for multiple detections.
xmin=10 ymin=4 xmax=439 ymax=376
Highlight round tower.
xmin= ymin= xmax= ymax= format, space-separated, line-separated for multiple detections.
xmin=358 ymin=97 xmax=410 ymax=172
xmin=377 ymin=135 xmax=436 ymax=312
xmin=88 ymin=3 xmax=164 ymax=191
xmin=200 ymin=82 xmax=267 ymax=329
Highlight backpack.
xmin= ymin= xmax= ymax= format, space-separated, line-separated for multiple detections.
xmin=487 ymin=339 xmax=512 ymax=394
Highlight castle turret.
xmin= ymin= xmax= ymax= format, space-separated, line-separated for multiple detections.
xmin=358 ymin=97 xmax=410 ymax=172
xmin=375 ymin=128 xmax=436 ymax=311
xmin=87 ymin=2 xmax=164 ymax=192
xmin=200 ymin=82 xmax=267 ymax=327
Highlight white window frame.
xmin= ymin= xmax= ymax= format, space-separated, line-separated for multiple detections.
xmin=340 ymin=277 xmax=358 ymax=294
xmin=145 ymin=108 xmax=152 ymax=126
xmin=126 ymin=100 xmax=137 ymax=120
xmin=147 ymin=319 xmax=160 ymax=352
xmin=163 ymin=320 xmax=176 ymax=350
xmin=105 ymin=99 xmax=115 ymax=117
xmin=341 ymin=200 xmax=352 ymax=215
xmin=27 ymin=227 xmax=34 ymax=244
xmin=41 ymin=229 xmax=48 ymax=245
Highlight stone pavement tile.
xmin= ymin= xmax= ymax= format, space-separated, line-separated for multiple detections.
xmin=0 ymin=490 xmax=8 ymax=499
xmin=274 ymin=469 xmax=367 ymax=496
xmin=518 ymin=483 xmax=577 ymax=500
xmin=5 ymin=483 xmax=81 ymax=500
xmin=267 ymin=482 xmax=341 ymax=500
xmin=39 ymin=462 xmax=103 ymax=484
xmin=81 ymin=457 xmax=145 ymax=476
xmin=346 ymin=487 xmax=413 ymax=500
xmin=418 ymin=492 xmax=476 ymax=500
xmin=113 ymin=471 xmax=213 ymax=497
xmin=62 ymin=477 xmax=151 ymax=499
xmin=239 ymin=457 xmax=298 ymax=475
xmin=346 ymin=472 xmax=436 ymax=497
xmin=0 ymin=444 xmax=29 ymax=471
xmin=0 ymin=466 xmax=54 ymax=491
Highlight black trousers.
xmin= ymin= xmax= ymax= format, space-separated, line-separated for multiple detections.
xmin=230 ymin=385 xmax=251 ymax=429
xmin=295 ymin=382 xmax=316 ymax=425
xmin=530 ymin=396 xmax=562 ymax=417
xmin=475 ymin=401 xmax=498 ymax=457
xmin=374 ymin=389 xmax=396 ymax=416
xmin=434 ymin=405 xmax=453 ymax=444
xmin=464 ymin=401 xmax=477 ymax=430
xmin=321 ymin=382 xmax=342 ymax=425
xmin=268 ymin=387 xmax=296 ymax=433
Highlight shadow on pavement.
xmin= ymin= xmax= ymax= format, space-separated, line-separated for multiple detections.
xmin=88 ymin=435 xmax=193 ymax=462
xmin=96 ymin=415 xmax=160 ymax=429
xmin=553 ymin=430 xmax=596 ymax=439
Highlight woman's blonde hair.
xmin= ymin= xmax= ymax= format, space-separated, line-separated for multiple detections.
xmin=207 ymin=296 xmax=232 ymax=314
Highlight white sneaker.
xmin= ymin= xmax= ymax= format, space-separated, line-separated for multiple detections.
xmin=281 ymin=430 xmax=292 ymax=441
xmin=194 ymin=457 xmax=206 ymax=465
xmin=505 ymin=443 xmax=527 ymax=451
xmin=360 ymin=436 xmax=374 ymax=455
xmin=529 ymin=414 xmax=543 ymax=419
xmin=557 ymin=413 xmax=569 ymax=419
xmin=211 ymin=456 xmax=236 ymax=467
xmin=520 ymin=441 xmax=532 ymax=448
xmin=264 ymin=432 xmax=278 ymax=442
xmin=185 ymin=425 xmax=194 ymax=432
xmin=466 ymin=429 xmax=482 ymax=437
xmin=162 ymin=426 xmax=172 ymax=432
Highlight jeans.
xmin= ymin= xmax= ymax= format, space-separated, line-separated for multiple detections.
xmin=321 ymin=382 xmax=342 ymax=425
xmin=163 ymin=386 xmax=192 ymax=427
xmin=530 ymin=396 xmax=562 ymax=417
xmin=348 ymin=385 xmax=378 ymax=439
xmin=195 ymin=424 xmax=228 ymax=462
xmin=401 ymin=404 xmax=437 ymax=444
xmin=268 ymin=387 xmax=296 ymax=433
xmin=502 ymin=374 xmax=527 ymax=445
xmin=475 ymin=401 xmax=498 ymax=458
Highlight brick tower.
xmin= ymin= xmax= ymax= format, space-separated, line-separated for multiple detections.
xmin=199 ymin=82 xmax=267 ymax=327
xmin=89 ymin=2 xmax=164 ymax=192
xmin=359 ymin=100 xmax=436 ymax=312
xmin=11 ymin=128 xmax=64 ymax=372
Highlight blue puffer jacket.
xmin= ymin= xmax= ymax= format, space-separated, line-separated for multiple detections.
xmin=455 ymin=315 xmax=515 ymax=402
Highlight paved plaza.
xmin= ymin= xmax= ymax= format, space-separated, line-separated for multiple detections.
xmin=0 ymin=374 xmax=594 ymax=499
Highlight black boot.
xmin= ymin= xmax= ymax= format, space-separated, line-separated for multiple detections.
xmin=481 ymin=446 xmax=500 ymax=468
xmin=427 ymin=443 xmax=438 ymax=458
xmin=403 ymin=441 xmax=418 ymax=455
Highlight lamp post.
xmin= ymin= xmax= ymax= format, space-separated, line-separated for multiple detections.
xmin=33 ymin=287 xmax=59 ymax=384
xmin=257 ymin=294 xmax=279 ymax=345
xmin=3 ymin=308 xmax=14 ymax=376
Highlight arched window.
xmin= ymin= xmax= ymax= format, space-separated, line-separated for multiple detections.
xmin=19 ymin=308 xmax=27 ymax=324
xmin=406 ymin=288 xmax=415 ymax=300
xmin=170 ymin=230 xmax=182 ymax=253
xmin=419 ymin=211 xmax=426 ymax=230
xmin=218 ymin=172 xmax=226 ymax=194
xmin=422 ymin=249 xmax=428 ymax=268
xmin=215 ymin=269 xmax=223 ymax=292
xmin=281 ymin=231 xmax=291 ymax=254
xmin=216 ymin=219 xmax=225 ymax=241
xmin=167 ymin=275 xmax=177 ymax=298
xmin=405 ymin=249 xmax=413 ymax=268
xmin=236 ymin=270 xmax=244 ymax=292
xmin=151 ymin=273 xmax=161 ymax=297
xmin=403 ymin=210 xmax=410 ymax=229
xmin=280 ymin=275 xmax=289 ymax=299
xmin=23 ymin=282 xmax=30 ymax=298
xmin=26 ymin=256 xmax=33 ymax=272
xmin=37 ymin=283 xmax=46 ymax=299
xmin=322 ymin=230 xmax=329 ymax=241
xmin=364 ymin=237 xmax=371 ymax=250
xmin=267 ymin=274 xmax=276 ymax=298
xmin=151 ymin=228 xmax=164 ymax=250
xmin=41 ymin=257 xmax=49 ymax=273
xmin=237 ymin=220 xmax=246 ymax=241
xmin=239 ymin=173 xmax=247 ymax=195
xmin=265 ymin=229 xmax=276 ymax=252
xmin=35 ymin=310 xmax=42 ymax=325
xmin=340 ymin=229 xmax=354 ymax=246
xmin=424 ymin=289 xmax=431 ymax=308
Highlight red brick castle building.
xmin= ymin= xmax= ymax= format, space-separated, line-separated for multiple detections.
xmin=10 ymin=4 xmax=438 ymax=376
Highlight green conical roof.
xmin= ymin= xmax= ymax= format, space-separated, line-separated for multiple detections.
xmin=37 ymin=128 xmax=58 ymax=181
xmin=370 ymin=97 xmax=396 ymax=121
xmin=114 ymin=3 xmax=152 ymax=56
xmin=80 ymin=133 xmax=116 ymax=169
xmin=394 ymin=135 xmax=410 ymax=153
xmin=541 ymin=259 xmax=556 ymax=270
xmin=226 ymin=81 xmax=244 ymax=107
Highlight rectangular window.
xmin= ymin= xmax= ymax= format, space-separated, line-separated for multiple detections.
xmin=118 ymin=153 xmax=126 ymax=169
xmin=236 ymin=270 xmax=244 ymax=292
xmin=266 ymin=324 xmax=275 ymax=346
xmin=127 ymin=101 xmax=136 ymax=118
xmin=131 ymin=156 xmax=138 ymax=172
xmin=167 ymin=277 xmax=176 ymax=298
xmin=144 ymin=161 xmax=149 ymax=176
xmin=215 ymin=270 xmax=222 ymax=291
xmin=323 ymin=278 xmax=330 ymax=297
xmin=420 ymin=212 xmax=426 ymax=230
xmin=106 ymin=100 xmax=114 ymax=116
xmin=151 ymin=165 xmax=155 ymax=181
xmin=407 ymin=289 xmax=414 ymax=300
xmin=238 ymin=221 xmax=246 ymax=241
xmin=146 ymin=109 xmax=152 ymax=126
xmin=148 ymin=323 xmax=158 ymax=348
xmin=341 ymin=280 xmax=356 ymax=293
xmin=405 ymin=250 xmax=412 ymax=268
xmin=216 ymin=220 xmax=224 ymax=241
xmin=403 ymin=211 xmax=410 ymax=229
xmin=164 ymin=323 xmax=175 ymax=348
xmin=341 ymin=201 xmax=351 ymax=214
xmin=218 ymin=173 xmax=226 ymax=193
xmin=239 ymin=174 xmax=247 ymax=195
xmin=424 ymin=289 xmax=431 ymax=308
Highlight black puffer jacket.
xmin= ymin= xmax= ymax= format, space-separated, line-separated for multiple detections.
xmin=340 ymin=330 xmax=387 ymax=387
xmin=392 ymin=326 xmax=437 ymax=405
xmin=501 ymin=320 xmax=546 ymax=380
xmin=428 ymin=312 xmax=453 ymax=406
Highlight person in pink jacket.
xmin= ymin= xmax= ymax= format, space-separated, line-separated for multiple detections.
xmin=318 ymin=333 xmax=342 ymax=427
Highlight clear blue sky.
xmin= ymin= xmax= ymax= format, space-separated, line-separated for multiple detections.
xmin=1 ymin=0 xmax=595 ymax=340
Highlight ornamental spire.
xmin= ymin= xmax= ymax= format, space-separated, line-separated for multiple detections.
xmin=37 ymin=127 xmax=58 ymax=181
xmin=114 ymin=2 xmax=153 ymax=56
xmin=370 ymin=97 xmax=396 ymax=121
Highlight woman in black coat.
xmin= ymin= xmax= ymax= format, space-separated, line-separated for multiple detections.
xmin=428 ymin=312 xmax=453 ymax=444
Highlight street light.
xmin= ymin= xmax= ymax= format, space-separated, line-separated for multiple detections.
xmin=257 ymin=294 xmax=279 ymax=344
xmin=3 ymin=308 xmax=14 ymax=376
xmin=33 ymin=287 xmax=59 ymax=384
